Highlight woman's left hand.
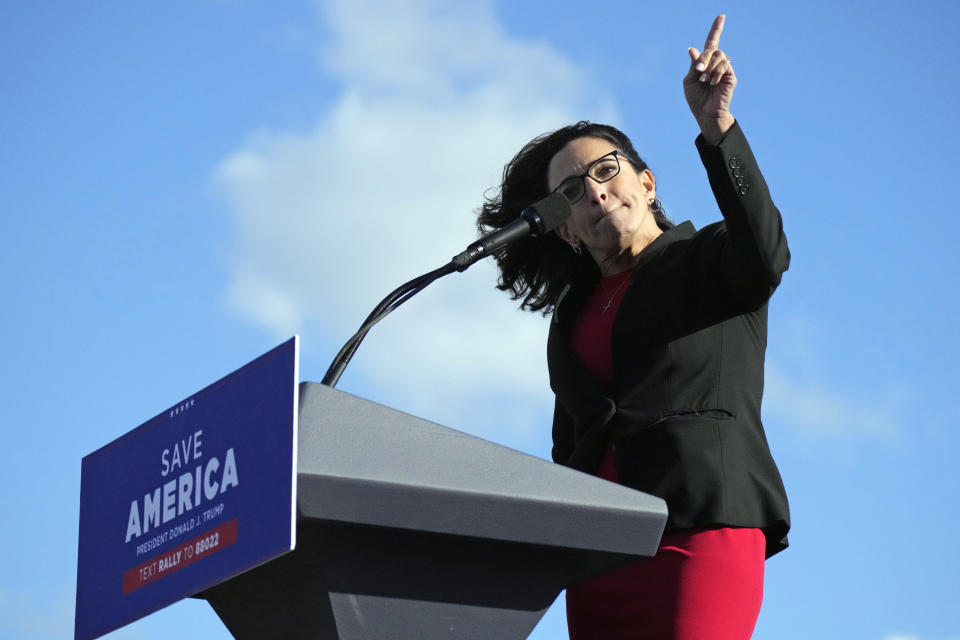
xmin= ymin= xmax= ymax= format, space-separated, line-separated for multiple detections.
xmin=684 ymin=15 xmax=736 ymax=144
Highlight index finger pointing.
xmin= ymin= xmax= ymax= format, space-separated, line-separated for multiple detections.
xmin=703 ymin=14 xmax=725 ymax=51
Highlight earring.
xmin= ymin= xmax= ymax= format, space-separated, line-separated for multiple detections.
xmin=648 ymin=198 xmax=664 ymax=215
xmin=571 ymin=241 xmax=582 ymax=255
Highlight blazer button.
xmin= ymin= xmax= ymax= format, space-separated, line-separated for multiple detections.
xmin=739 ymin=185 xmax=750 ymax=196
xmin=728 ymin=156 xmax=741 ymax=169
xmin=735 ymin=176 xmax=745 ymax=186
xmin=732 ymin=167 xmax=742 ymax=177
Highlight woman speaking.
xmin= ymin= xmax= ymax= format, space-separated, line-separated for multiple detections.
xmin=476 ymin=15 xmax=790 ymax=640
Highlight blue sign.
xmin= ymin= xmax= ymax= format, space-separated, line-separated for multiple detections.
xmin=75 ymin=337 xmax=299 ymax=640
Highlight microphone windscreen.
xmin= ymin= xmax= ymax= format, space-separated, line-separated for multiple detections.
xmin=525 ymin=192 xmax=571 ymax=234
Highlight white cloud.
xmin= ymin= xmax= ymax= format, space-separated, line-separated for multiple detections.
xmin=758 ymin=313 xmax=906 ymax=443
xmin=763 ymin=359 xmax=902 ymax=442
xmin=214 ymin=0 xmax=616 ymax=440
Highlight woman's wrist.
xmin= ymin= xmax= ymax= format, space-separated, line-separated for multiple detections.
xmin=697 ymin=114 xmax=736 ymax=145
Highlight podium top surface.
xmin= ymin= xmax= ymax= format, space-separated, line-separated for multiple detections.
xmin=295 ymin=383 xmax=666 ymax=557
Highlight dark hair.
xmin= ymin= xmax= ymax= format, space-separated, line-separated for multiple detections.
xmin=476 ymin=121 xmax=674 ymax=314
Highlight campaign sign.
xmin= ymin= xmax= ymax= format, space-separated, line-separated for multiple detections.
xmin=75 ymin=337 xmax=299 ymax=640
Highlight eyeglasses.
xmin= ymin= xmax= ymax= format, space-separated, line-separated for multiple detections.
xmin=552 ymin=150 xmax=632 ymax=205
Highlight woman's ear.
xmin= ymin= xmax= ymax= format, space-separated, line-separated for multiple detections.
xmin=555 ymin=223 xmax=576 ymax=247
xmin=640 ymin=168 xmax=656 ymax=200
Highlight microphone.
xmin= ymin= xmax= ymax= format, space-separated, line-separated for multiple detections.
xmin=451 ymin=192 xmax=571 ymax=271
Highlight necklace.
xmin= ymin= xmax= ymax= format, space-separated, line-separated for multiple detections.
xmin=600 ymin=273 xmax=631 ymax=314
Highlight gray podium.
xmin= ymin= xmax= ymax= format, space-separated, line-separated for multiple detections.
xmin=197 ymin=382 xmax=667 ymax=639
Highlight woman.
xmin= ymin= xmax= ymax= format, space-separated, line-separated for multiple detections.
xmin=476 ymin=15 xmax=790 ymax=640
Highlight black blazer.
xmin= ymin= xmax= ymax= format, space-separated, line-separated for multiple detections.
xmin=548 ymin=122 xmax=791 ymax=557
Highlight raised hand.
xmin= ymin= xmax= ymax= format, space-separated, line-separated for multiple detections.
xmin=683 ymin=15 xmax=736 ymax=144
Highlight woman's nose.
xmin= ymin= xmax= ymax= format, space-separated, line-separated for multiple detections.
xmin=583 ymin=179 xmax=608 ymax=204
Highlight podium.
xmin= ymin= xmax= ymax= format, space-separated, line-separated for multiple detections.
xmin=196 ymin=382 xmax=667 ymax=639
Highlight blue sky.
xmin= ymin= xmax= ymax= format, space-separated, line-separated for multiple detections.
xmin=2 ymin=1 xmax=958 ymax=638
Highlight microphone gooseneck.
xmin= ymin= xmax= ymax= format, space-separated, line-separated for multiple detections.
xmin=322 ymin=192 xmax=571 ymax=388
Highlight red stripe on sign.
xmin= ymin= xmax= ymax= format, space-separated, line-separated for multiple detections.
xmin=122 ymin=518 xmax=238 ymax=594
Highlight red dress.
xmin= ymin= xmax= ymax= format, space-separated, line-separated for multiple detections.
xmin=565 ymin=270 xmax=765 ymax=640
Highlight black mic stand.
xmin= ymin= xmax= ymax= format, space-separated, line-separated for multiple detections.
xmin=320 ymin=192 xmax=571 ymax=388
xmin=320 ymin=260 xmax=458 ymax=387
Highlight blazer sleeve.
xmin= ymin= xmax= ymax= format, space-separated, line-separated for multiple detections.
xmin=551 ymin=397 xmax=575 ymax=464
xmin=693 ymin=121 xmax=790 ymax=309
